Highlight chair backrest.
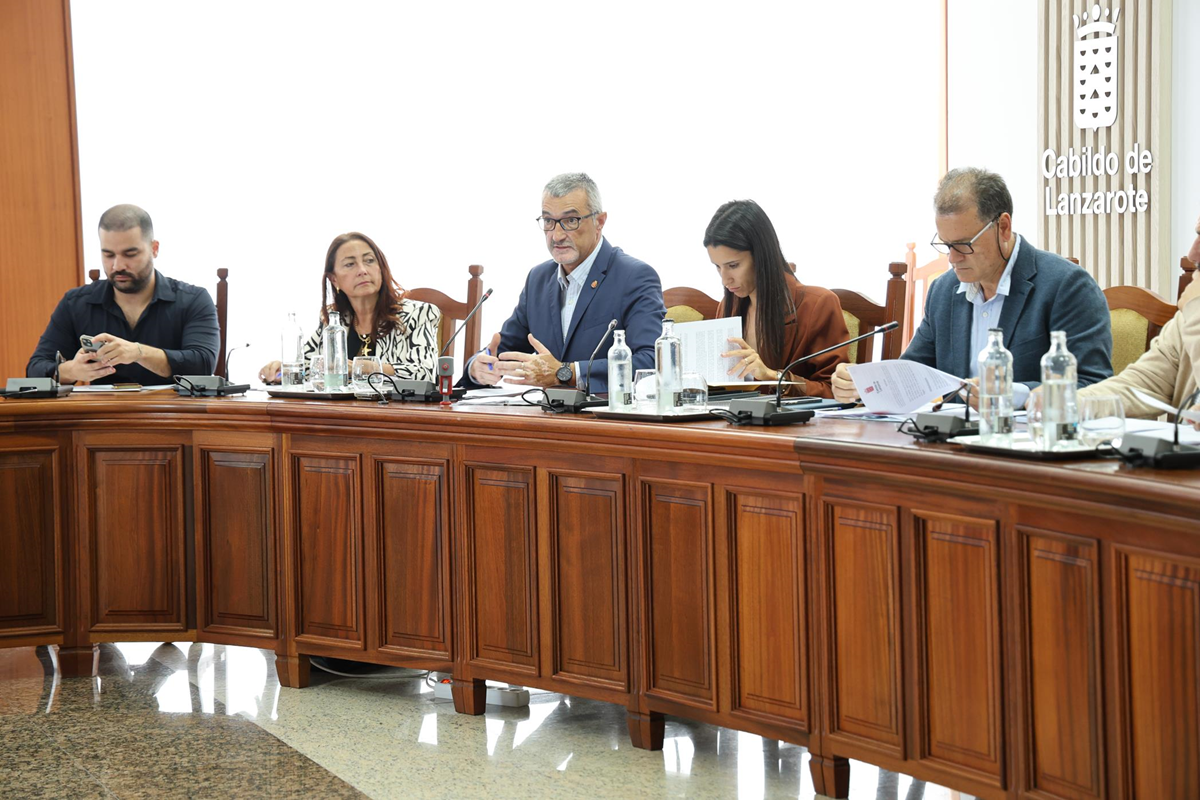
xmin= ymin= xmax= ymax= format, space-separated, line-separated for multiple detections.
xmin=405 ymin=264 xmax=485 ymax=362
xmin=902 ymin=243 xmax=948 ymax=349
xmin=662 ymin=287 xmax=720 ymax=323
xmin=1103 ymin=285 xmax=1176 ymax=374
xmin=831 ymin=261 xmax=908 ymax=364
xmin=88 ymin=267 xmax=230 ymax=376
xmin=1181 ymin=256 xmax=1197 ymax=297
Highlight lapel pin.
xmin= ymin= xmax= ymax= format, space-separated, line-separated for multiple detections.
xmin=590 ymin=280 xmax=598 ymax=289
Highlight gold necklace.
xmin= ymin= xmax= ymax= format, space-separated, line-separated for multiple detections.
xmin=359 ymin=331 xmax=371 ymax=356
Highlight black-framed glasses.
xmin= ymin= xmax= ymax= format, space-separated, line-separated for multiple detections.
xmin=537 ymin=211 xmax=599 ymax=232
xmin=930 ymin=219 xmax=995 ymax=255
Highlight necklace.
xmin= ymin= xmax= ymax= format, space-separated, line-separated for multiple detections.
xmin=359 ymin=331 xmax=371 ymax=356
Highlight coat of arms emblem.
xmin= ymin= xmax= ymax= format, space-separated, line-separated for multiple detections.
xmin=1074 ymin=4 xmax=1121 ymax=130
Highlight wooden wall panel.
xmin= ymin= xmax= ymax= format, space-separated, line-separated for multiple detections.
xmin=642 ymin=479 xmax=716 ymax=711
xmin=374 ymin=458 xmax=451 ymax=660
xmin=465 ymin=464 xmax=537 ymax=674
xmin=824 ymin=499 xmax=903 ymax=756
xmin=913 ymin=511 xmax=1003 ymax=784
xmin=0 ymin=446 xmax=61 ymax=637
xmin=0 ymin=0 xmax=84 ymax=380
xmin=1018 ymin=529 xmax=1104 ymax=799
xmin=1037 ymin=0 xmax=1173 ymax=293
xmin=85 ymin=446 xmax=187 ymax=632
xmin=292 ymin=452 xmax=363 ymax=648
xmin=1115 ymin=547 xmax=1200 ymax=799
xmin=545 ymin=470 xmax=627 ymax=690
xmin=728 ymin=489 xmax=807 ymax=727
xmin=196 ymin=443 xmax=276 ymax=641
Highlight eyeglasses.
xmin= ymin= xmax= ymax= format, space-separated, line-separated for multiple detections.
xmin=930 ymin=219 xmax=996 ymax=255
xmin=537 ymin=211 xmax=599 ymax=232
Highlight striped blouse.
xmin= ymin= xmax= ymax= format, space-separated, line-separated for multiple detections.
xmin=301 ymin=299 xmax=441 ymax=383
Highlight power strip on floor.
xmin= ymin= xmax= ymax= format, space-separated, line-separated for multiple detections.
xmin=431 ymin=676 xmax=530 ymax=708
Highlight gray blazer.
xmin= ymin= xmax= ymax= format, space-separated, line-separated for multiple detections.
xmin=902 ymin=239 xmax=1113 ymax=390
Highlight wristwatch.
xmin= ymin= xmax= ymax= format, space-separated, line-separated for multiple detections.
xmin=555 ymin=362 xmax=574 ymax=385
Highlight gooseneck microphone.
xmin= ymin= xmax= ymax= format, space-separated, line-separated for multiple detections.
xmin=224 ymin=342 xmax=251 ymax=380
xmin=382 ymin=288 xmax=493 ymax=403
xmin=725 ymin=321 xmax=900 ymax=426
xmin=543 ymin=319 xmax=618 ymax=413
xmin=1118 ymin=385 xmax=1200 ymax=468
xmin=440 ymin=288 xmax=493 ymax=358
xmin=582 ymin=319 xmax=618 ymax=396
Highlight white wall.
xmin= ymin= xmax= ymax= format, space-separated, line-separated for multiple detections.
xmin=947 ymin=0 xmax=1040 ymax=244
xmin=1173 ymin=0 xmax=1200 ymax=294
xmin=70 ymin=1 xmax=943 ymax=380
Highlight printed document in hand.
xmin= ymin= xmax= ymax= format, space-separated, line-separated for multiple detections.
xmin=675 ymin=317 xmax=742 ymax=385
xmin=1130 ymin=388 xmax=1200 ymax=424
xmin=848 ymin=360 xmax=965 ymax=414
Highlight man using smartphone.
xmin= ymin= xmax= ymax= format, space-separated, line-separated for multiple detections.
xmin=26 ymin=204 xmax=220 ymax=384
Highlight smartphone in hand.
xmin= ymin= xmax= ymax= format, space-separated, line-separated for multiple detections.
xmin=79 ymin=335 xmax=100 ymax=352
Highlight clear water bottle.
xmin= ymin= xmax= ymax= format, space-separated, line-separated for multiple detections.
xmin=281 ymin=312 xmax=306 ymax=387
xmin=322 ymin=311 xmax=348 ymax=390
xmin=607 ymin=330 xmax=634 ymax=411
xmin=1040 ymin=330 xmax=1078 ymax=449
xmin=977 ymin=328 xmax=1013 ymax=446
xmin=655 ymin=318 xmax=682 ymax=414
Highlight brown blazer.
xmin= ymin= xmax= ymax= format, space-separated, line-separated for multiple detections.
xmin=718 ymin=273 xmax=850 ymax=397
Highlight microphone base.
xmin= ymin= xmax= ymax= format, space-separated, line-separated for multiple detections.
xmin=174 ymin=376 xmax=250 ymax=397
xmin=2 ymin=378 xmax=73 ymax=398
xmin=1117 ymin=434 xmax=1200 ymax=469
xmin=724 ymin=397 xmax=815 ymax=426
xmin=912 ymin=411 xmax=979 ymax=442
xmin=379 ymin=380 xmax=464 ymax=403
xmin=543 ymin=387 xmax=606 ymax=413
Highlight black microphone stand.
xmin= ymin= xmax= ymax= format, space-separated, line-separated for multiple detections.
xmin=544 ymin=319 xmax=617 ymax=413
xmin=724 ymin=321 xmax=899 ymax=426
xmin=384 ymin=288 xmax=493 ymax=402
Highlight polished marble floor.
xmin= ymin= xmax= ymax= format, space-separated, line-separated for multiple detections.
xmin=0 ymin=644 xmax=977 ymax=799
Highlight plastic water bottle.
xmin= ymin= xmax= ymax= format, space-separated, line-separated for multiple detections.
xmin=655 ymin=318 xmax=682 ymax=414
xmin=977 ymin=328 xmax=1013 ymax=445
xmin=281 ymin=312 xmax=305 ymax=387
xmin=607 ymin=330 xmax=633 ymax=411
xmin=1040 ymin=330 xmax=1078 ymax=449
xmin=323 ymin=311 xmax=348 ymax=390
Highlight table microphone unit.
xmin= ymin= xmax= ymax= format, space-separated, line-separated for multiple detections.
xmin=912 ymin=381 xmax=979 ymax=441
xmin=173 ymin=375 xmax=251 ymax=396
xmin=1117 ymin=387 xmax=1200 ymax=468
xmin=724 ymin=321 xmax=899 ymax=426
xmin=1 ymin=377 xmax=73 ymax=398
xmin=544 ymin=319 xmax=616 ymax=413
xmin=384 ymin=288 xmax=492 ymax=403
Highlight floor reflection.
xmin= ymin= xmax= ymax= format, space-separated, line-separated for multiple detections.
xmin=0 ymin=644 xmax=981 ymax=799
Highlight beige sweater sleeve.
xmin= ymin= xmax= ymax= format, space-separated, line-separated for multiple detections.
xmin=1080 ymin=312 xmax=1184 ymax=418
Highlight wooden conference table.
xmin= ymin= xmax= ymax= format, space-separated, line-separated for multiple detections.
xmin=1 ymin=391 xmax=1197 ymax=799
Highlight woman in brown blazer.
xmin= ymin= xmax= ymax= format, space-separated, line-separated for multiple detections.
xmin=704 ymin=199 xmax=849 ymax=397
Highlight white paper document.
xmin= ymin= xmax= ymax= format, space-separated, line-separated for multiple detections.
xmin=457 ymin=383 xmax=530 ymax=405
xmin=72 ymin=384 xmax=175 ymax=393
xmin=675 ymin=318 xmax=742 ymax=385
xmin=847 ymin=361 xmax=965 ymax=414
xmin=1130 ymin=388 xmax=1200 ymax=423
xmin=1123 ymin=418 xmax=1200 ymax=445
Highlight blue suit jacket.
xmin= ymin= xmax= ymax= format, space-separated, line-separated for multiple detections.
xmin=465 ymin=239 xmax=667 ymax=392
xmin=902 ymin=239 xmax=1112 ymax=390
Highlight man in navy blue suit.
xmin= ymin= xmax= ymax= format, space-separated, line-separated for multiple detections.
xmin=831 ymin=167 xmax=1112 ymax=406
xmin=465 ymin=173 xmax=666 ymax=392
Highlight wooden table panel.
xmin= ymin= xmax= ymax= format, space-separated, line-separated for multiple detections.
xmin=0 ymin=443 xmax=60 ymax=638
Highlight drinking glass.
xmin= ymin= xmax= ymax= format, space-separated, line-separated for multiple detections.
xmin=633 ymin=369 xmax=657 ymax=412
xmin=308 ymin=354 xmax=326 ymax=392
xmin=1026 ymin=391 xmax=1044 ymax=447
xmin=680 ymin=372 xmax=707 ymax=408
xmin=1079 ymin=394 xmax=1125 ymax=448
xmin=280 ymin=362 xmax=304 ymax=388
xmin=352 ymin=356 xmax=383 ymax=398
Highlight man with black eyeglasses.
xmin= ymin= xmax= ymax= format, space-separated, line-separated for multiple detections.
xmin=831 ymin=167 xmax=1112 ymax=405
xmin=464 ymin=172 xmax=666 ymax=391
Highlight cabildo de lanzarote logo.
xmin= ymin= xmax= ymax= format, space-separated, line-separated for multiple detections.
xmin=1042 ymin=3 xmax=1152 ymax=217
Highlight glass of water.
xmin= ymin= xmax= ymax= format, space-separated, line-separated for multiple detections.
xmin=633 ymin=369 xmax=657 ymax=412
xmin=1079 ymin=394 xmax=1125 ymax=448
xmin=352 ymin=356 xmax=383 ymax=398
xmin=308 ymin=354 xmax=326 ymax=392
xmin=680 ymin=372 xmax=707 ymax=409
xmin=280 ymin=362 xmax=304 ymax=388
xmin=1026 ymin=391 xmax=1044 ymax=447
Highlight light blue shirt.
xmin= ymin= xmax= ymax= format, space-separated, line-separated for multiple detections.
xmin=556 ymin=237 xmax=604 ymax=380
xmin=957 ymin=234 xmax=1030 ymax=408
